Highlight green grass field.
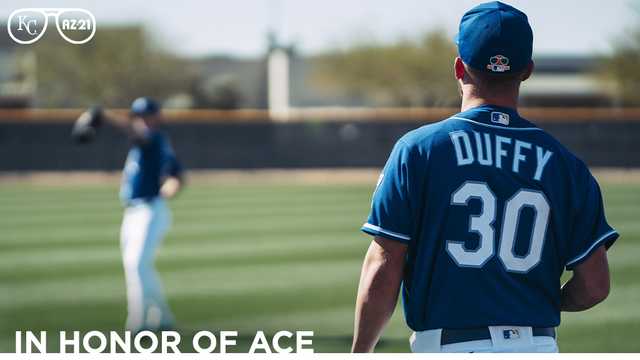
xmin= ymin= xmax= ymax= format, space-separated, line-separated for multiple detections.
xmin=0 ymin=176 xmax=638 ymax=352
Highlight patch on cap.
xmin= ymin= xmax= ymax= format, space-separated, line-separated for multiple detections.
xmin=456 ymin=1 xmax=533 ymax=74
xmin=487 ymin=55 xmax=511 ymax=73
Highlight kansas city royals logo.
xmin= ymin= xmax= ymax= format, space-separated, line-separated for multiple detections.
xmin=487 ymin=55 xmax=511 ymax=72
xmin=490 ymin=111 xmax=510 ymax=126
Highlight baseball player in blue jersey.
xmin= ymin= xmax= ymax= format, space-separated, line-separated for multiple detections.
xmin=352 ymin=2 xmax=618 ymax=353
xmin=81 ymin=97 xmax=185 ymax=333
xmin=119 ymin=98 xmax=184 ymax=334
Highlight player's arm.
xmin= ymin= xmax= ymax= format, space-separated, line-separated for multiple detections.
xmin=101 ymin=109 xmax=150 ymax=142
xmin=72 ymin=107 xmax=150 ymax=144
xmin=560 ymin=245 xmax=610 ymax=312
xmin=352 ymin=236 xmax=407 ymax=353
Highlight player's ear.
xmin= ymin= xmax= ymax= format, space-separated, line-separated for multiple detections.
xmin=454 ymin=57 xmax=466 ymax=80
xmin=521 ymin=60 xmax=534 ymax=82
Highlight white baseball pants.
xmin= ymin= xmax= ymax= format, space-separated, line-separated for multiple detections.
xmin=120 ymin=197 xmax=175 ymax=332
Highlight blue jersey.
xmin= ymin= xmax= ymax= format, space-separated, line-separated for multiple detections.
xmin=120 ymin=130 xmax=183 ymax=203
xmin=362 ymin=104 xmax=618 ymax=331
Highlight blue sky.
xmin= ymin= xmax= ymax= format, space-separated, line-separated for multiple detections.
xmin=1 ymin=0 xmax=638 ymax=57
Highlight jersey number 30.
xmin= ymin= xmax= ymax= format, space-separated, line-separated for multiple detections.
xmin=447 ymin=181 xmax=550 ymax=273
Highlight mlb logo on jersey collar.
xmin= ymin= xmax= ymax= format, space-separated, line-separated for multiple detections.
xmin=491 ymin=112 xmax=510 ymax=126
xmin=503 ymin=329 xmax=520 ymax=339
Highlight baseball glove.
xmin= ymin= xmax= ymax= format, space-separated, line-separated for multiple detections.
xmin=71 ymin=106 xmax=103 ymax=144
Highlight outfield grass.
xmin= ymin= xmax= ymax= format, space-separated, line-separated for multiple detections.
xmin=0 ymin=178 xmax=638 ymax=352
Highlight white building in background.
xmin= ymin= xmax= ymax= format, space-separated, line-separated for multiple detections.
xmin=267 ymin=47 xmax=291 ymax=121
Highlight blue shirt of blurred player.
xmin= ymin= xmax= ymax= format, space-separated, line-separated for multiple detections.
xmin=362 ymin=104 xmax=618 ymax=331
xmin=119 ymin=97 xmax=183 ymax=203
xmin=120 ymin=130 xmax=182 ymax=203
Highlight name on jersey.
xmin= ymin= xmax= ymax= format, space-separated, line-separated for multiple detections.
xmin=449 ymin=130 xmax=553 ymax=181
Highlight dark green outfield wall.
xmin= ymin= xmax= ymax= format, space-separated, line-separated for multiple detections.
xmin=0 ymin=119 xmax=638 ymax=170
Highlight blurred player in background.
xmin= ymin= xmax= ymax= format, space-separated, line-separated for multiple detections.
xmin=352 ymin=1 xmax=618 ymax=353
xmin=102 ymin=97 xmax=184 ymax=333
xmin=118 ymin=98 xmax=184 ymax=333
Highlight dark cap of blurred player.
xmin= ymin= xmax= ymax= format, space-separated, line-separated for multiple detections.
xmin=130 ymin=96 xmax=162 ymax=130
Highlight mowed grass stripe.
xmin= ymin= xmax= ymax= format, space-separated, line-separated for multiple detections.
xmin=0 ymin=218 xmax=365 ymax=251
xmin=0 ymin=194 xmax=371 ymax=215
xmin=1 ymin=258 xmax=361 ymax=308
xmin=2 ymin=214 xmax=364 ymax=246
xmin=0 ymin=225 xmax=363 ymax=253
xmin=3 ymin=284 xmax=361 ymax=331
xmin=0 ymin=200 xmax=370 ymax=229
xmin=0 ymin=237 xmax=367 ymax=283
xmin=0 ymin=184 xmax=372 ymax=206
xmin=0 ymin=193 xmax=369 ymax=216
xmin=0 ymin=231 xmax=364 ymax=267
xmin=0 ymin=195 xmax=372 ymax=224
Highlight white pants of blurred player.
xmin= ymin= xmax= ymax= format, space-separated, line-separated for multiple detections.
xmin=120 ymin=197 xmax=175 ymax=332
xmin=410 ymin=326 xmax=559 ymax=353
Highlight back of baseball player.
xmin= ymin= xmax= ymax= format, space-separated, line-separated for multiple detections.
xmin=352 ymin=1 xmax=618 ymax=353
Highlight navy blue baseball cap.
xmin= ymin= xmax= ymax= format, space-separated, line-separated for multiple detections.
xmin=456 ymin=1 xmax=533 ymax=74
xmin=130 ymin=97 xmax=161 ymax=117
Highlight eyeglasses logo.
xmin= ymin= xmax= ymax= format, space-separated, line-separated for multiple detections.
xmin=7 ymin=8 xmax=96 ymax=45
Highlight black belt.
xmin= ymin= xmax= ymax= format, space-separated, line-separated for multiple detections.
xmin=126 ymin=196 xmax=158 ymax=206
xmin=441 ymin=327 xmax=556 ymax=346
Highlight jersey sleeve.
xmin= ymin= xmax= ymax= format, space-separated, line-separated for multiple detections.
xmin=361 ymin=140 xmax=417 ymax=243
xmin=164 ymin=155 xmax=183 ymax=178
xmin=159 ymin=135 xmax=184 ymax=178
xmin=565 ymin=169 xmax=618 ymax=270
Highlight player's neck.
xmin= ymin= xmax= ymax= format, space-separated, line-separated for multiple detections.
xmin=460 ymin=91 xmax=519 ymax=113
